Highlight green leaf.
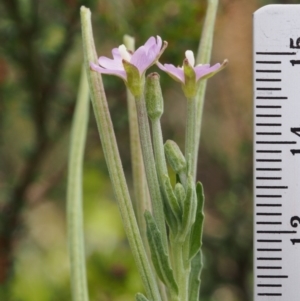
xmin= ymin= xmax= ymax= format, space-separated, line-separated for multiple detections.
xmin=67 ymin=65 xmax=90 ymax=301
xmin=144 ymin=211 xmax=178 ymax=294
xmin=161 ymin=192 xmax=178 ymax=235
xmin=136 ymin=293 xmax=150 ymax=301
xmin=188 ymin=251 xmax=202 ymax=301
xmin=163 ymin=174 xmax=182 ymax=225
xmin=178 ymin=175 xmax=197 ymax=242
xmin=189 ymin=182 xmax=205 ymax=260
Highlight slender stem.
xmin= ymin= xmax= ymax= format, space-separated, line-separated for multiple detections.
xmin=185 ymin=97 xmax=197 ymax=180
xmin=67 ymin=65 xmax=90 ymax=301
xmin=135 ymin=95 xmax=168 ymax=250
xmin=171 ymin=237 xmax=190 ymax=301
xmin=151 ymin=118 xmax=168 ymax=181
xmin=195 ymin=0 xmax=219 ymax=170
xmin=80 ymin=7 xmax=161 ymax=301
xmin=124 ymin=35 xmax=150 ymax=250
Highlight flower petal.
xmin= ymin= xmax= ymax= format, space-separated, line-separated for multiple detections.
xmin=194 ymin=63 xmax=221 ymax=81
xmin=98 ymin=56 xmax=124 ymax=70
xmin=130 ymin=46 xmax=152 ymax=74
xmin=157 ymin=62 xmax=184 ymax=83
xmin=90 ymin=63 xmax=127 ymax=80
xmin=131 ymin=36 xmax=163 ymax=74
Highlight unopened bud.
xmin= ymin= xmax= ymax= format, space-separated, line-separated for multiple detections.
xmin=145 ymin=72 xmax=164 ymax=120
xmin=174 ymin=183 xmax=186 ymax=208
xmin=164 ymin=140 xmax=186 ymax=174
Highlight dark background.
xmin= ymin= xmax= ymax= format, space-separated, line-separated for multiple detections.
xmin=0 ymin=0 xmax=296 ymax=300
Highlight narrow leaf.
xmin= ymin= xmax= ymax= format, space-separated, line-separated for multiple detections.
xmin=67 ymin=65 xmax=90 ymax=301
xmin=145 ymin=211 xmax=178 ymax=294
xmin=188 ymin=251 xmax=202 ymax=301
xmin=189 ymin=182 xmax=205 ymax=260
xmin=136 ymin=293 xmax=150 ymax=301
xmin=179 ymin=175 xmax=197 ymax=242
xmin=163 ymin=174 xmax=182 ymax=224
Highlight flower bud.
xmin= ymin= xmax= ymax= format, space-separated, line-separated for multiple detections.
xmin=145 ymin=72 xmax=164 ymax=120
xmin=164 ymin=140 xmax=186 ymax=174
xmin=174 ymin=183 xmax=186 ymax=208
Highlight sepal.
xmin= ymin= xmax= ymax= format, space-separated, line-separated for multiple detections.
xmin=182 ymin=59 xmax=197 ymax=98
xmin=123 ymin=59 xmax=143 ymax=97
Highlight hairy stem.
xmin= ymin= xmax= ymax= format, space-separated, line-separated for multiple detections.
xmin=135 ymin=95 xmax=168 ymax=250
xmin=67 ymin=66 xmax=90 ymax=301
xmin=80 ymin=7 xmax=161 ymax=301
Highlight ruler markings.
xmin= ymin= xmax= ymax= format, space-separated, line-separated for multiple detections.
xmin=256 ymin=97 xmax=287 ymax=99
xmin=257 ymin=275 xmax=288 ymax=278
xmin=256 ymin=52 xmax=296 ymax=55
xmin=257 ymin=248 xmax=282 ymax=251
xmin=257 ymin=293 xmax=282 ymax=296
xmin=257 ymin=230 xmax=296 ymax=234
xmin=256 ymin=186 xmax=287 ymax=188
xmin=257 ymin=240 xmax=282 ymax=243
xmin=256 ymin=70 xmax=281 ymax=73
xmin=256 ymin=177 xmax=282 ymax=180
xmin=256 ymin=222 xmax=282 ymax=225
xmin=254 ymin=8 xmax=300 ymax=300
xmin=256 ymin=204 xmax=282 ymax=207
xmin=256 ymin=79 xmax=281 ymax=82
xmin=256 ymin=61 xmax=281 ymax=64
xmin=256 ymin=105 xmax=282 ymax=108
xmin=257 ymin=257 xmax=282 ymax=260
xmin=256 ymin=213 xmax=282 ymax=216
xmin=256 ymin=133 xmax=282 ymax=135
xmin=256 ymin=150 xmax=282 ymax=153
xmin=256 ymin=141 xmax=296 ymax=144
xmin=256 ymin=123 xmax=282 ymax=126
xmin=257 ymin=266 xmax=282 ymax=269
xmin=257 ymin=87 xmax=282 ymax=90
xmin=256 ymin=195 xmax=282 ymax=198
xmin=257 ymin=284 xmax=282 ymax=287
xmin=256 ymin=168 xmax=281 ymax=171
xmin=256 ymin=115 xmax=281 ymax=117
xmin=256 ymin=159 xmax=282 ymax=162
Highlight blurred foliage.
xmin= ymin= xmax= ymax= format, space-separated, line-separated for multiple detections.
xmin=0 ymin=0 xmax=284 ymax=300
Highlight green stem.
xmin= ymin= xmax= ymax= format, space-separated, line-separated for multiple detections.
xmin=171 ymin=238 xmax=190 ymax=301
xmin=124 ymin=35 xmax=150 ymax=250
xmin=195 ymin=0 xmax=219 ymax=169
xmin=80 ymin=7 xmax=161 ymax=301
xmin=135 ymin=95 xmax=168 ymax=249
xmin=67 ymin=65 xmax=90 ymax=301
xmin=185 ymin=97 xmax=197 ymax=180
xmin=151 ymin=118 xmax=168 ymax=181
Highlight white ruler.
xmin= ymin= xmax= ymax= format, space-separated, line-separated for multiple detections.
xmin=254 ymin=5 xmax=300 ymax=300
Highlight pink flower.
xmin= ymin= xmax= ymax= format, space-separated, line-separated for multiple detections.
xmin=157 ymin=50 xmax=227 ymax=96
xmin=90 ymin=36 xmax=166 ymax=81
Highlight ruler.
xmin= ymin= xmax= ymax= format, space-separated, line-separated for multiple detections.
xmin=254 ymin=5 xmax=300 ymax=300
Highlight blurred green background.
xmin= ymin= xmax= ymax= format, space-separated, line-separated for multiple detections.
xmin=0 ymin=0 xmax=297 ymax=300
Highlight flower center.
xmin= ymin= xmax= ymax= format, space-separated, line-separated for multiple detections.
xmin=118 ymin=45 xmax=131 ymax=61
xmin=185 ymin=50 xmax=195 ymax=67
